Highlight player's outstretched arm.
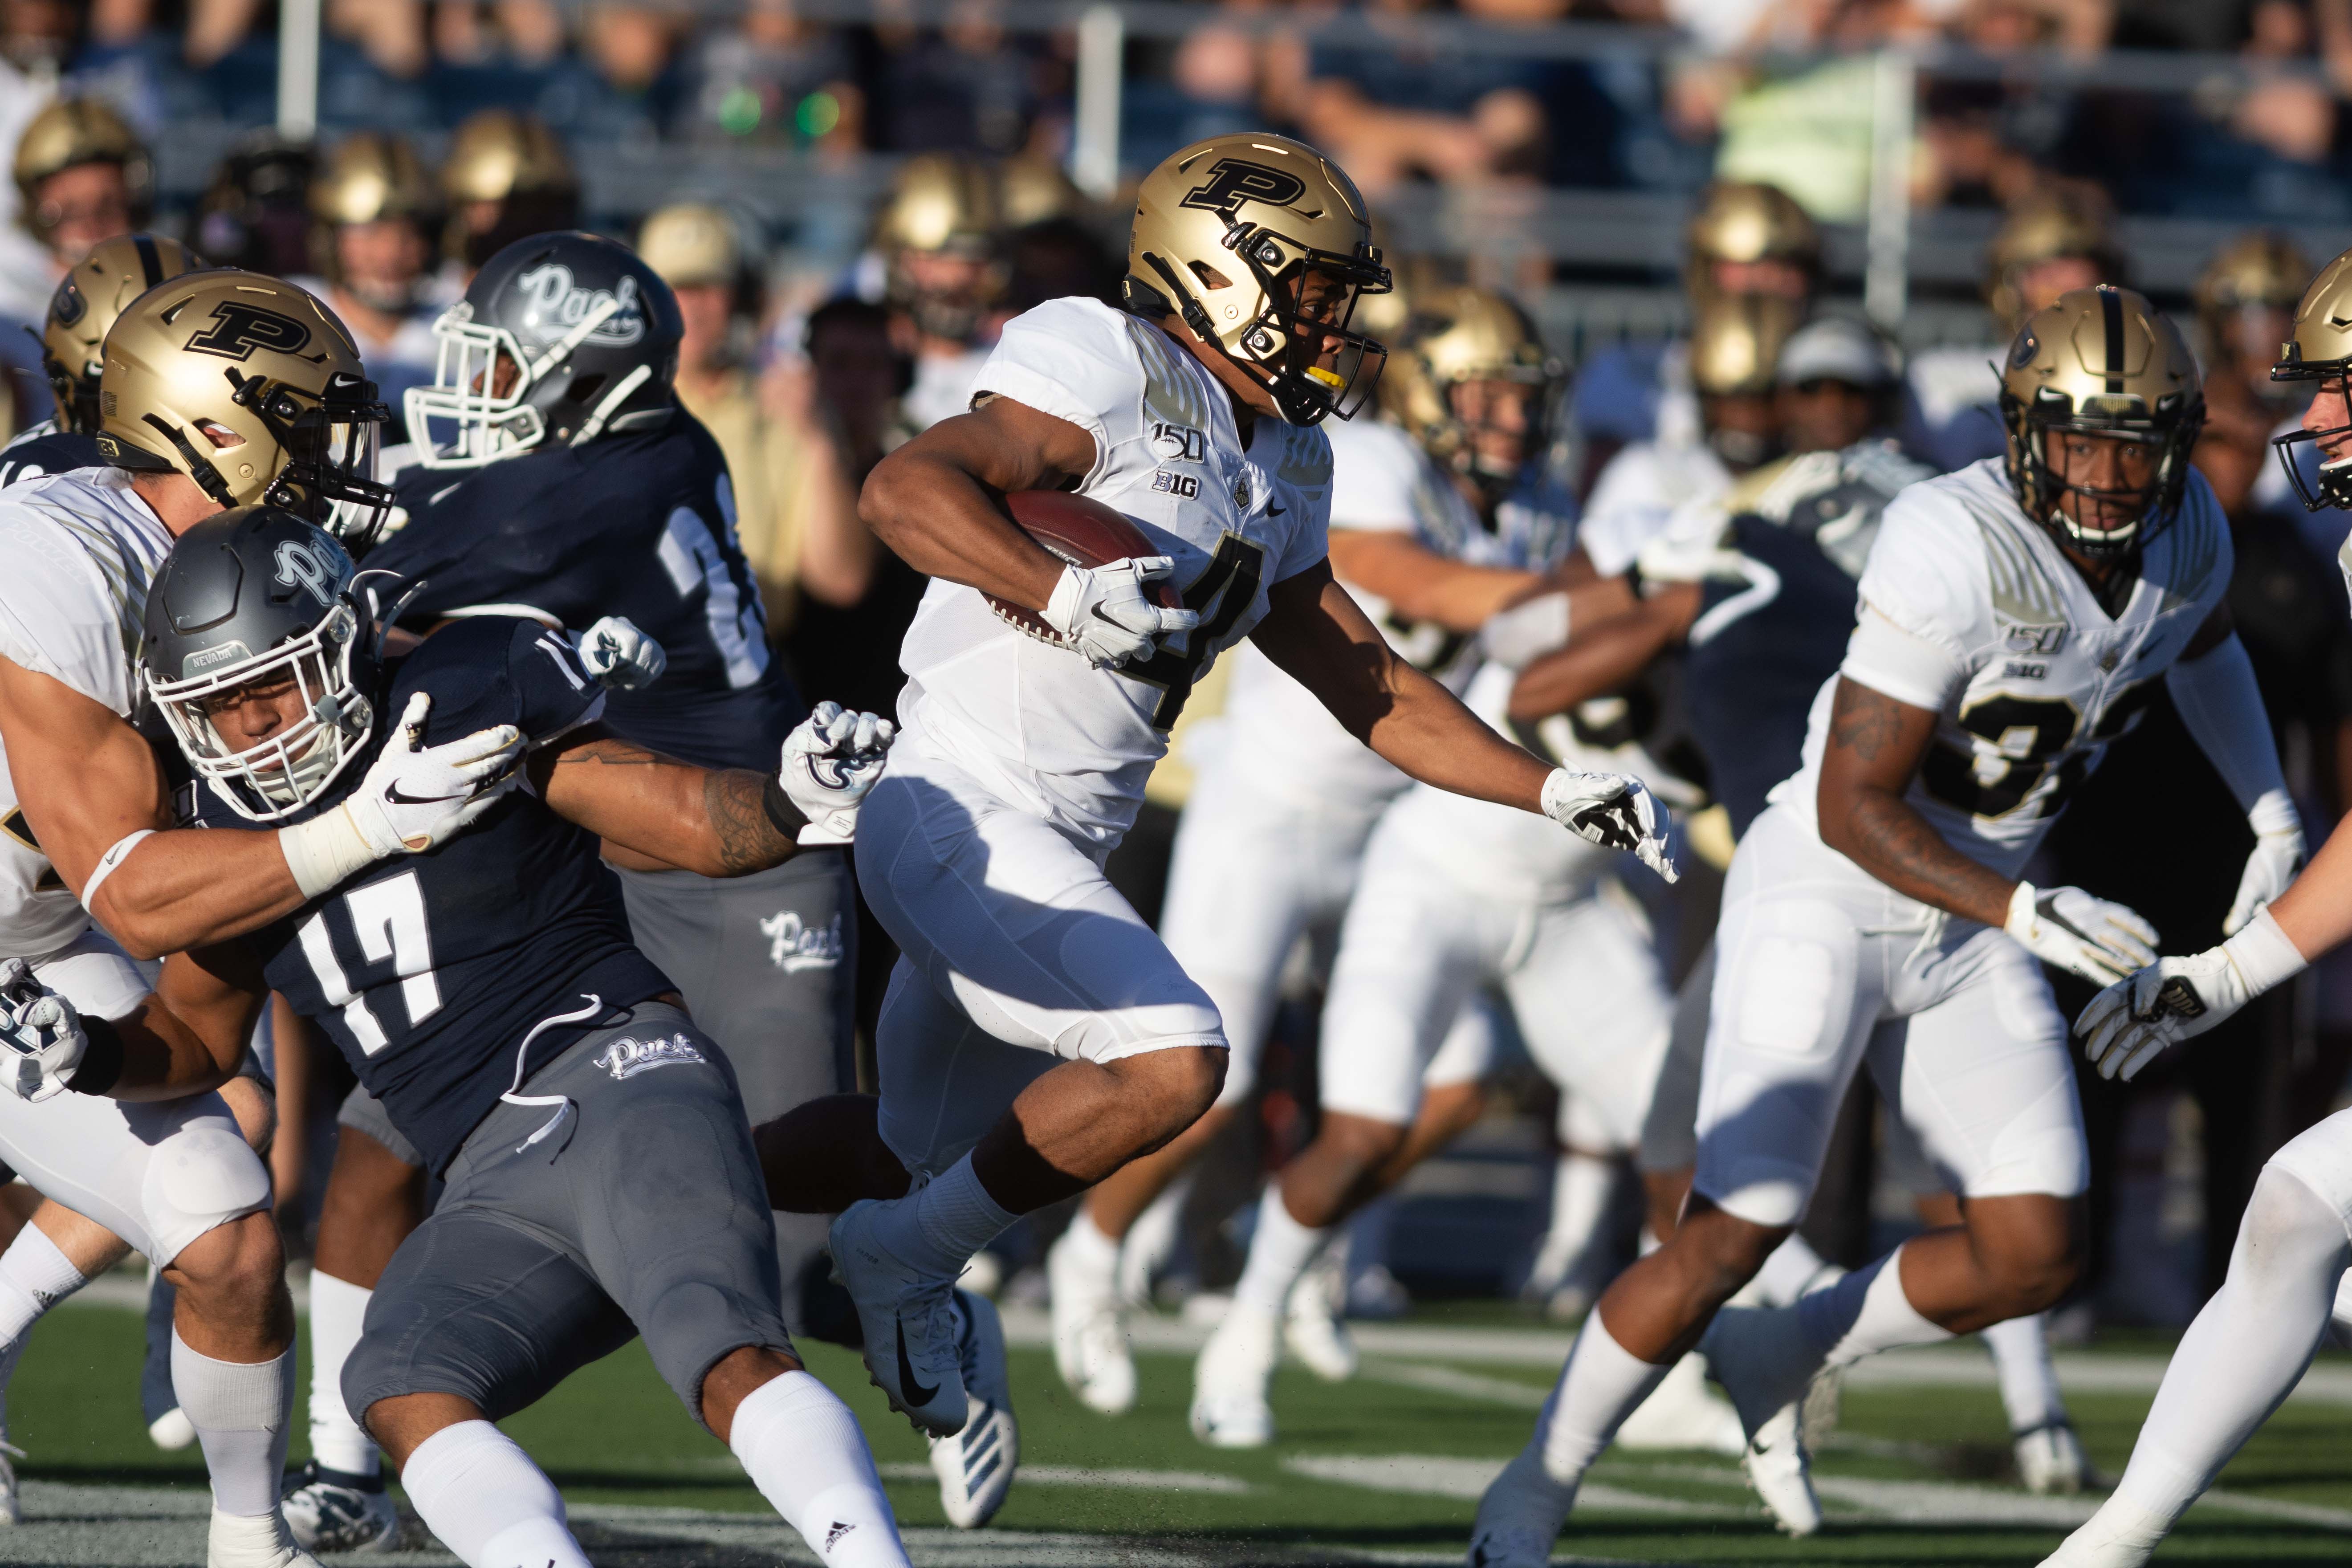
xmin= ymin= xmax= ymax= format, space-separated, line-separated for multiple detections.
xmin=0 ymin=658 xmax=316 ymax=960
xmin=2163 ymin=608 xmax=2303 ymax=934
xmin=1325 ymin=531 xmax=1541 ymax=634
xmin=858 ymin=396 xmax=1099 ymax=611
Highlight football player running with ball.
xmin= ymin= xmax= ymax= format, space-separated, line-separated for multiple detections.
xmin=1471 ymin=285 xmax=2303 ymax=1563
xmin=832 ymin=133 xmax=1675 ymax=1512
xmin=2038 ymin=249 xmax=2352 ymax=1568
xmin=137 ymin=507 xmax=908 ymax=1568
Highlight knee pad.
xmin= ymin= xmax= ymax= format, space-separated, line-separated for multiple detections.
xmin=636 ymin=1277 xmax=794 ymax=1416
xmin=143 ymin=1124 xmax=271 ymax=1262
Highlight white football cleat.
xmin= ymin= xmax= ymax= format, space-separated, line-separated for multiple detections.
xmin=1283 ymin=1257 xmax=1358 ymax=1383
xmin=1738 ymin=1402 xmax=1822 ymax=1537
xmin=1467 ymin=1446 xmax=1576 ymax=1567
xmin=1189 ymin=1304 xmax=1278 ymax=1448
xmin=148 ymin=1406 xmax=196 ymax=1451
xmin=2015 ymin=1421 xmax=2094 ymax=1495
xmin=280 ymin=1460 xmax=398 ymax=1552
xmin=206 ymin=1508 xmax=323 ymax=1568
xmin=1613 ymin=1352 xmax=1744 ymax=1454
xmin=931 ymin=1290 xmax=1019 ymax=1529
xmin=830 ymin=1199 xmax=967 ymax=1437
xmin=0 ymin=1440 xmax=20 ymax=1525
xmin=1046 ymin=1222 xmax=1135 ymax=1415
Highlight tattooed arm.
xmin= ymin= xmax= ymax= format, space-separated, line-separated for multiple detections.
xmin=528 ymin=727 xmax=802 ymax=878
xmin=1815 ymin=676 xmax=2015 ymax=927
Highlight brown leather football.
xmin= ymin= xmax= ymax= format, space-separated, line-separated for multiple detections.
xmin=985 ymin=489 xmax=1180 ymax=645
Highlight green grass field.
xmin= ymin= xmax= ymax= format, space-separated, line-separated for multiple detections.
xmin=12 ymin=1296 xmax=2352 ymax=1565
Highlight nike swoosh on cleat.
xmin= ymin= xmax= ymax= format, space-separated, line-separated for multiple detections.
xmin=898 ymin=1319 xmax=940 ymax=1404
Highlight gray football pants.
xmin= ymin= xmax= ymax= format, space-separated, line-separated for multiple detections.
xmin=617 ymin=851 xmax=857 ymax=1330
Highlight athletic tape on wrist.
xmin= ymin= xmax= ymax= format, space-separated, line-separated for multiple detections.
xmin=762 ymin=774 xmax=810 ymax=841
xmin=78 ymin=830 xmax=155 ymax=915
xmin=278 ymin=806 xmax=384 ymax=900
xmin=2223 ymin=905 xmax=2308 ymax=997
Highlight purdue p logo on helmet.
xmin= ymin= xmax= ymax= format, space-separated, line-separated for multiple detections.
xmin=1123 ymin=134 xmax=1392 ymax=427
xmin=98 ymin=271 xmax=394 ymax=544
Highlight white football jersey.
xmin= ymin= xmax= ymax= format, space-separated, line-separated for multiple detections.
xmin=1214 ymin=418 xmax=1575 ymax=810
xmin=1580 ymin=437 xmax=1733 ymax=578
xmin=0 ymin=469 xmax=173 ymax=958
xmin=1773 ymin=457 xmax=2233 ymax=880
xmin=895 ymin=298 xmax=1333 ymax=844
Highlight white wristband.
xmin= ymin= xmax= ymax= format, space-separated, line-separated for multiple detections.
xmin=277 ymin=806 xmax=384 ymax=900
xmin=1040 ymin=566 xmax=1084 ymax=640
xmin=2221 ymin=904 xmax=2308 ymax=998
xmin=78 ymin=829 xmax=155 ymax=915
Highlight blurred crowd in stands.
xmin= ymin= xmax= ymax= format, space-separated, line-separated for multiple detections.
xmin=0 ymin=0 xmax=2348 ymax=222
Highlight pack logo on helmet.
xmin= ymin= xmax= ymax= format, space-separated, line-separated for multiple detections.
xmin=514 ymin=264 xmax=645 ymax=348
xmin=184 ymin=302 xmax=316 ymax=362
xmin=1180 ymin=160 xmax=1308 ymax=217
xmin=275 ymin=539 xmax=338 ymax=607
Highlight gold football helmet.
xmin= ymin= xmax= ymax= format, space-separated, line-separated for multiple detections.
xmin=1986 ymin=195 xmax=2123 ymax=331
xmin=1684 ymin=181 xmax=1819 ymax=311
xmin=874 ymin=153 xmax=1005 ymax=343
xmin=1126 ymin=133 xmax=1391 ymax=425
xmin=439 ymin=110 xmax=577 ymax=267
xmin=639 ymin=201 xmax=742 ymax=289
xmin=12 ymin=96 xmax=151 ymax=243
xmin=998 ymin=155 xmax=1090 ymax=230
xmin=98 ymin=272 xmax=393 ymax=542
xmin=2269 ymin=245 xmax=2352 ymax=510
xmin=1689 ymin=295 xmax=1797 ymax=398
xmin=1381 ymin=285 xmax=1559 ymax=493
xmin=2195 ymin=230 xmax=2310 ymax=365
xmin=41 ymin=232 xmax=200 ymax=435
xmin=1998 ymin=284 xmax=2202 ymax=555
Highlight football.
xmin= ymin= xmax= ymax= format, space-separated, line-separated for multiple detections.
xmin=985 ymin=489 xmax=1180 ymax=645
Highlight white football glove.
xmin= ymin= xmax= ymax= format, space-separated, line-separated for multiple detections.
xmin=2226 ymin=794 xmax=2304 ymax=936
xmin=574 ymin=615 xmax=667 ymax=691
xmin=1541 ymin=768 xmax=1678 ymax=883
xmin=347 ymin=692 xmax=524 ymax=856
xmin=1041 ymin=559 xmax=1200 ymax=670
xmin=2003 ymin=881 xmax=2159 ymax=986
xmin=2076 ymin=908 xmax=2308 ymax=1082
xmin=781 ymin=700 xmax=896 ymax=846
xmin=0 ymin=960 xmax=86 ymax=1104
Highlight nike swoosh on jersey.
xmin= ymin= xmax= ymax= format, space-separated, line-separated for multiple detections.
xmin=897 ymin=1320 xmax=940 ymax=1404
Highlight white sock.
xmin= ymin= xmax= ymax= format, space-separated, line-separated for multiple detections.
xmin=306 ymin=1271 xmax=378 ymax=1479
xmin=1752 ymin=1234 xmax=1835 ymax=1307
xmin=1531 ymin=1311 xmax=1672 ymax=1484
xmin=1231 ymin=1186 xmax=1331 ymax=1319
xmin=1796 ymin=1245 xmax=1953 ymax=1371
xmin=1056 ymin=1210 xmax=1121 ymax=1286
xmin=401 ymin=1420 xmax=589 ymax=1568
xmin=0 ymin=1224 xmax=86 ymax=1432
xmin=730 ymin=1370 xmax=910 ymax=1567
xmin=1981 ymin=1311 xmax=2067 ymax=1435
xmin=170 ymin=1333 xmax=293 ymax=1517
xmin=867 ymin=1153 xmax=1017 ymax=1280
xmin=1530 ymin=1151 xmax=1615 ymax=1292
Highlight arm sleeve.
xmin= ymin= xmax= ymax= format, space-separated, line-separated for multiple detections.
xmin=1840 ymin=605 xmax=1970 ymax=713
xmin=2165 ymin=632 xmax=2291 ymax=818
xmin=970 ymin=301 xmax=1145 ymax=488
xmin=505 ymin=620 xmax=610 ymax=741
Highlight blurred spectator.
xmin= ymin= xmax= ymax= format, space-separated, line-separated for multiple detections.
xmin=191 ymin=130 xmax=313 ymax=275
xmin=2164 ymin=0 xmax=2347 ymax=219
xmin=867 ymin=152 xmax=1006 ymax=429
xmin=682 ymin=0 xmax=863 ymax=156
xmin=1573 ymin=180 xmax=1817 ymax=485
xmin=299 ymin=132 xmax=445 ymax=410
xmin=1903 ymin=192 xmax=2123 ymax=472
xmin=534 ymin=2 xmax=688 ymax=143
xmin=2 ymin=0 xmax=79 ymax=76
xmin=873 ymin=2 xmax=1050 ymax=156
xmin=1774 ymin=314 xmax=1903 ymax=455
xmin=639 ymin=200 xmax=874 ymax=637
xmin=1123 ymin=18 xmax=1265 ymax=175
xmin=2191 ymin=230 xmax=2311 ymax=520
xmin=432 ymin=0 xmax=572 ymax=66
xmin=779 ymin=296 xmax=921 ymax=721
xmin=326 ymin=0 xmax=430 ymax=79
xmin=439 ymin=108 xmax=578 ymax=278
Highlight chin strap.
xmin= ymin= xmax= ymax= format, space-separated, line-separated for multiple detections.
xmin=570 ymin=363 xmax=654 ymax=446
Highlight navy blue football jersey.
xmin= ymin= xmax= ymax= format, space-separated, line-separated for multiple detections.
xmin=366 ymin=412 xmax=803 ymax=771
xmin=191 ymin=617 xmax=673 ymax=1172
xmin=0 ymin=423 xmax=103 ymax=486
xmin=1685 ymin=513 xmax=1868 ymax=840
